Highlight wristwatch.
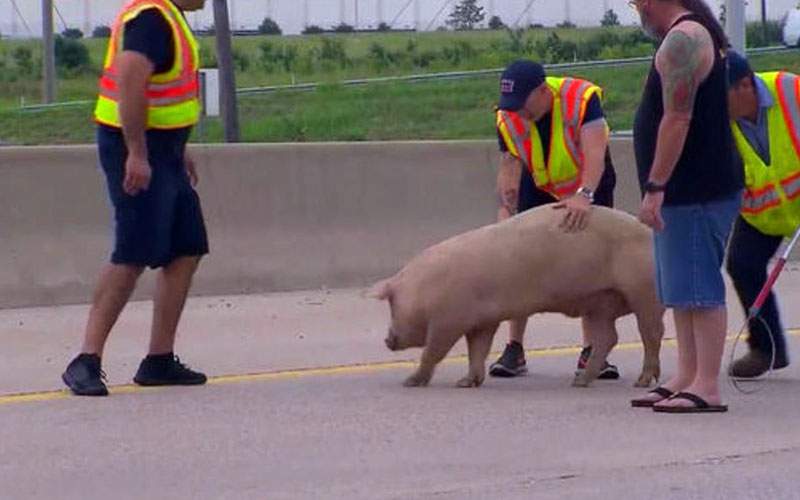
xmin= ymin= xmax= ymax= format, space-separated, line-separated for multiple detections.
xmin=575 ymin=186 xmax=595 ymax=203
xmin=644 ymin=181 xmax=667 ymax=193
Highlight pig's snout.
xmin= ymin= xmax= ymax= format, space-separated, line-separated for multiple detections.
xmin=384 ymin=334 xmax=400 ymax=351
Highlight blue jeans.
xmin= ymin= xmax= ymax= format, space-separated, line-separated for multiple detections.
xmin=653 ymin=193 xmax=741 ymax=308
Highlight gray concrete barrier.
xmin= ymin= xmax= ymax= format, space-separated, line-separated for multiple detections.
xmin=0 ymin=138 xmax=742 ymax=309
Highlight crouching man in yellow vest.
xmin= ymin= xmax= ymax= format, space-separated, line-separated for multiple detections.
xmin=489 ymin=60 xmax=620 ymax=379
xmin=62 ymin=0 xmax=209 ymax=396
xmin=726 ymin=51 xmax=799 ymax=378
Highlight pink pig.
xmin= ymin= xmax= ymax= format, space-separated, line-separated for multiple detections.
xmin=370 ymin=205 xmax=665 ymax=388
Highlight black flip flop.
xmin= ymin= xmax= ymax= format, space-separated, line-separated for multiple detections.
xmin=652 ymin=392 xmax=728 ymax=414
xmin=631 ymin=386 xmax=674 ymax=408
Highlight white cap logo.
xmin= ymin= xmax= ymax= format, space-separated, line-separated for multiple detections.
xmin=500 ymin=79 xmax=515 ymax=94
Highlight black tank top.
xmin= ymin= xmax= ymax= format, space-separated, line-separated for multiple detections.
xmin=633 ymin=13 xmax=743 ymax=205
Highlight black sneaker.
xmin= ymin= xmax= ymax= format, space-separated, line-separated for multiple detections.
xmin=577 ymin=346 xmax=620 ymax=380
xmin=489 ymin=341 xmax=528 ymax=377
xmin=133 ymin=353 xmax=207 ymax=386
xmin=62 ymin=353 xmax=109 ymax=396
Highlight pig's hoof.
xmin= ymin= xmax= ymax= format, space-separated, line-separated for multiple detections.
xmin=403 ymin=374 xmax=429 ymax=387
xmin=634 ymin=373 xmax=658 ymax=388
xmin=571 ymin=372 xmax=591 ymax=388
xmin=456 ymin=376 xmax=483 ymax=388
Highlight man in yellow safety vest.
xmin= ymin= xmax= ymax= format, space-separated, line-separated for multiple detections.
xmin=490 ymin=60 xmax=620 ymax=379
xmin=63 ymin=0 xmax=209 ymax=396
xmin=726 ymin=51 xmax=798 ymax=378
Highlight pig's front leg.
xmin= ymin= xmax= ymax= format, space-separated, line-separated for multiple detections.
xmin=404 ymin=328 xmax=459 ymax=387
xmin=457 ymin=325 xmax=499 ymax=388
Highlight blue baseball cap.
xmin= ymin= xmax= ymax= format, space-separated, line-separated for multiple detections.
xmin=498 ymin=60 xmax=546 ymax=111
xmin=727 ymin=50 xmax=752 ymax=85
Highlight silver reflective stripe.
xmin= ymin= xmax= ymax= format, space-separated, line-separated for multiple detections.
xmin=778 ymin=73 xmax=800 ymax=151
xmin=782 ymin=175 xmax=800 ymax=199
xmin=559 ymin=79 xmax=589 ymax=164
xmin=102 ymin=72 xmax=196 ymax=92
xmin=744 ymin=188 xmax=780 ymax=211
xmin=98 ymin=89 xmax=194 ymax=106
xmin=500 ymin=111 xmax=530 ymax=168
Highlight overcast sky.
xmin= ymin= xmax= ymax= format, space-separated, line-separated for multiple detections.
xmin=2 ymin=0 xmax=796 ymax=37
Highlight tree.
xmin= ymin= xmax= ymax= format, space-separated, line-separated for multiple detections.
xmin=376 ymin=22 xmax=392 ymax=32
xmin=446 ymin=0 xmax=486 ymax=31
xmin=557 ymin=20 xmax=576 ymax=29
xmin=302 ymin=25 xmax=325 ymax=35
xmin=600 ymin=9 xmax=620 ymax=27
xmin=61 ymin=28 xmax=84 ymax=39
xmin=258 ymin=17 xmax=282 ymax=35
xmin=92 ymin=25 xmax=111 ymax=38
xmin=488 ymin=15 xmax=505 ymax=30
xmin=719 ymin=4 xmax=726 ymax=25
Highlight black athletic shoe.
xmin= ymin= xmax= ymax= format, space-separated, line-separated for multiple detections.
xmin=133 ymin=353 xmax=207 ymax=386
xmin=62 ymin=353 xmax=109 ymax=396
xmin=577 ymin=346 xmax=620 ymax=380
xmin=489 ymin=341 xmax=528 ymax=377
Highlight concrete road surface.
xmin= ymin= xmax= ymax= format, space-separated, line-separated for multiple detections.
xmin=2 ymin=269 xmax=800 ymax=499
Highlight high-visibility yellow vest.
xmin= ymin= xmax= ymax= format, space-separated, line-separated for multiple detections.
xmin=496 ymin=77 xmax=603 ymax=200
xmin=94 ymin=0 xmax=200 ymax=130
xmin=732 ymin=71 xmax=800 ymax=237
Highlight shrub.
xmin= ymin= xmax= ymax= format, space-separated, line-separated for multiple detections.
xmin=55 ymin=36 xmax=91 ymax=73
xmin=62 ymin=28 xmax=84 ymax=39
xmin=12 ymin=46 xmax=35 ymax=76
xmin=333 ymin=23 xmax=355 ymax=33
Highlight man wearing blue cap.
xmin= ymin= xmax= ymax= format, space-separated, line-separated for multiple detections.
xmin=725 ymin=51 xmax=798 ymax=378
xmin=489 ymin=60 xmax=620 ymax=379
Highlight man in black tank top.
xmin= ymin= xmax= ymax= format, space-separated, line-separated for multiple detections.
xmin=629 ymin=0 xmax=744 ymax=414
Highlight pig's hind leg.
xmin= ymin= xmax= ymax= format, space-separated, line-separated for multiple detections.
xmin=572 ymin=313 xmax=619 ymax=388
xmin=404 ymin=325 xmax=461 ymax=387
xmin=457 ymin=323 xmax=500 ymax=388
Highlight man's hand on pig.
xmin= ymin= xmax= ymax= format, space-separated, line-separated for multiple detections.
xmin=553 ymin=195 xmax=592 ymax=232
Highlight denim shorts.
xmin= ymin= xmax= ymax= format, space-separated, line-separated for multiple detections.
xmin=653 ymin=193 xmax=742 ymax=308
xmin=97 ymin=126 xmax=209 ymax=269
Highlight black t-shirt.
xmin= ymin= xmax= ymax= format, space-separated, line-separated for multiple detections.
xmin=633 ymin=13 xmax=743 ymax=205
xmin=123 ymin=8 xmax=176 ymax=75
xmin=101 ymin=4 xmax=192 ymax=140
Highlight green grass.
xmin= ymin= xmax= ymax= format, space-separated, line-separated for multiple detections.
xmin=0 ymin=27 xmax=646 ymax=108
xmin=0 ymin=34 xmax=796 ymax=145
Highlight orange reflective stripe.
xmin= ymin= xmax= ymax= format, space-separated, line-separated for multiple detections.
xmin=551 ymin=177 xmax=582 ymax=197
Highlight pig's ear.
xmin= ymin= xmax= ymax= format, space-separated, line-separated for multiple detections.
xmin=364 ymin=279 xmax=392 ymax=300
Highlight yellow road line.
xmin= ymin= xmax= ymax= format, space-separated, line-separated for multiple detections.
xmin=1 ymin=328 xmax=798 ymax=407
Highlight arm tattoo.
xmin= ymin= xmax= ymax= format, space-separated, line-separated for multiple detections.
xmin=498 ymin=188 xmax=519 ymax=215
xmin=659 ymin=30 xmax=707 ymax=114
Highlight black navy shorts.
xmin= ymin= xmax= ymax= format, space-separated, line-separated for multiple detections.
xmin=97 ymin=125 xmax=209 ymax=269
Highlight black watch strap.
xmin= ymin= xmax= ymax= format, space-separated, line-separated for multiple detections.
xmin=644 ymin=181 xmax=666 ymax=193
